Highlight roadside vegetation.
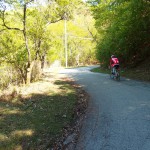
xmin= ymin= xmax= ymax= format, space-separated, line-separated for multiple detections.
xmin=0 ymin=1 xmax=92 ymax=149
xmin=89 ymin=0 xmax=150 ymax=72
xmin=0 ymin=0 xmax=149 ymax=149
xmin=0 ymin=72 xmax=86 ymax=149
xmin=0 ymin=0 xmax=96 ymax=90
xmin=91 ymin=60 xmax=150 ymax=82
xmin=88 ymin=0 xmax=149 ymax=82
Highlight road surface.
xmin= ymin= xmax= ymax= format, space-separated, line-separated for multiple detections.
xmin=59 ymin=66 xmax=150 ymax=150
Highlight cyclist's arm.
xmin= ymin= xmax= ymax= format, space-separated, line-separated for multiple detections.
xmin=110 ymin=59 xmax=114 ymax=67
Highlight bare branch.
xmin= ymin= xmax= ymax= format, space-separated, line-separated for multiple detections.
xmin=2 ymin=23 xmax=23 ymax=31
xmin=87 ymin=26 xmax=97 ymax=43
xmin=49 ymin=17 xmax=64 ymax=24
xmin=26 ymin=0 xmax=34 ymax=5
xmin=0 ymin=6 xmax=23 ymax=31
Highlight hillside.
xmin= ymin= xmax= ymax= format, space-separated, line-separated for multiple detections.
xmin=91 ymin=59 xmax=150 ymax=82
xmin=121 ymin=58 xmax=150 ymax=82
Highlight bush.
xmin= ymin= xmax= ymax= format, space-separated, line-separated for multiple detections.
xmin=0 ymin=66 xmax=21 ymax=90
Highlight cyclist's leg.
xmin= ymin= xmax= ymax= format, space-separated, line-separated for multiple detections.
xmin=110 ymin=67 xmax=114 ymax=79
xmin=116 ymin=65 xmax=120 ymax=80
xmin=112 ymin=67 xmax=115 ymax=75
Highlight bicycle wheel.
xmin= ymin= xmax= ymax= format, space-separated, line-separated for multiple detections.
xmin=110 ymin=71 xmax=114 ymax=79
xmin=116 ymin=72 xmax=120 ymax=81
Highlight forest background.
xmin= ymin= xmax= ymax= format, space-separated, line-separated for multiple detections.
xmin=0 ymin=0 xmax=150 ymax=149
xmin=0 ymin=0 xmax=150 ymax=88
xmin=0 ymin=0 xmax=96 ymax=89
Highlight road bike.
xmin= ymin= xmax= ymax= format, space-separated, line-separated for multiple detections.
xmin=110 ymin=65 xmax=120 ymax=81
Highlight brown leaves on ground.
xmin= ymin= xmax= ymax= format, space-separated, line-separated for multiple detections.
xmin=51 ymin=78 xmax=89 ymax=150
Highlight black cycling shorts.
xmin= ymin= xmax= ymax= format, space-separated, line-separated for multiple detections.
xmin=114 ymin=64 xmax=119 ymax=69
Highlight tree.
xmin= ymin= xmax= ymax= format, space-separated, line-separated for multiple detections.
xmin=0 ymin=0 xmax=82 ymax=84
xmin=0 ymin=0 xmax=38 ymax=84
xmin=46 ymin=2 xmax=97 ymax=66
xmin=91 ymin=0 xmax=150 ymax=67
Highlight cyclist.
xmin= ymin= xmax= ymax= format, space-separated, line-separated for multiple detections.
xmin=110 ymin=55 xmax=119 ymax=75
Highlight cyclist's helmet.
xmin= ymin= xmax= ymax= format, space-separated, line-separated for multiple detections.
xmin=111 ymin=55 xmax=115 ymax=58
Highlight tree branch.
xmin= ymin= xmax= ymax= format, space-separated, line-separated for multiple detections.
xmin=0 ymin=0 xmax=34 ymax=31
xmin=87 ymin=26 xmax=97 ymax=43
xmin=1 ymin=6 xmax=23 ymax=31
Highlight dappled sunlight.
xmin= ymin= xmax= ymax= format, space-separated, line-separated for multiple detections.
xmin=0 ymin=70 xmax=78 ymax=149
xmin=17 ymin=72 xmax=74 ymax=100
xmin=0 ymin=133 xmax=9 ymax=142
xmin=0 ymin=129 xmax=34 ymax=142
xmin=11 ymin=129 xmax=34 ymax=138
xmin=54 ymin=79 xmax=76 ymax=96
xmin=14 ymin=145 xmax=22 ymax=150
xmin=1 ymin=108 xmax=24 ymax=115
xmin=19 ymin=81 xmax=61 ymax=99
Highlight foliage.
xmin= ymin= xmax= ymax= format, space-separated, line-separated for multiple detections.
xmin=91 ymin=0 xmax=150 ymax=67
xmin=0 ymin=66 xmax=22 ymax=90
xmin=48 ymin=2 xmax=97 ymax=66
xmin=0 ymin=0 xmax=97 ymax=87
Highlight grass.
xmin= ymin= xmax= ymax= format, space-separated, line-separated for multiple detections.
xmin=91 ymin=67 xmax=110 ymax=74
xmin=0 ymin=74 xmax=78 ymax=150
xmin=120 ymin=68 xmax=150 ymax=82
xmin=91 ymin=65 xmax=150 ymax=82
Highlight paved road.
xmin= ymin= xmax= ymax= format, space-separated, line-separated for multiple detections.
xmin=59 ymin=66 xmax=150 ymax=150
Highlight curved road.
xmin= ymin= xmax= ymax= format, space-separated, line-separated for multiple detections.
xmin=59 ymin=66 xmax=150 ymax=150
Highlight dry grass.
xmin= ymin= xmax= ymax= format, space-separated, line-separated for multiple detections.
xmin=0 ymin=71 xmax=79 ymax=150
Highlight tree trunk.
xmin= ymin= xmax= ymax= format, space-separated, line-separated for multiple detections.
xmin=26 ymin=61 xmax=34 ymax=84
xmin=18 ymin=67 xmax=26 ymax=85
xmin=26 ymin=67 xmax=31 ymax=84
xmin=41 ymin=55 xmax=45 ymax=70
xmin=23 ymin=3 xmax=32 ymax=84
xmin=1 ymin=0 xmax=34 ymax=84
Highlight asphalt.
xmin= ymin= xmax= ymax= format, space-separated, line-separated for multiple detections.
xmin=59 ymin=66 xmax=150 ymax=150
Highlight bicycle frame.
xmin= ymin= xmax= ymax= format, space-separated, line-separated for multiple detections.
xmin=110 ymin=67 xmax=120 ymax=81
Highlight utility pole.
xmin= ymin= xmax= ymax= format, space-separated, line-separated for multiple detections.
xmin=64 ymin=14 xmax=68 ymax=68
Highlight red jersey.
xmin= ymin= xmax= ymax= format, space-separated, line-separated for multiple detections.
xmin=110 ymin=57 xmax=119 ymax=67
